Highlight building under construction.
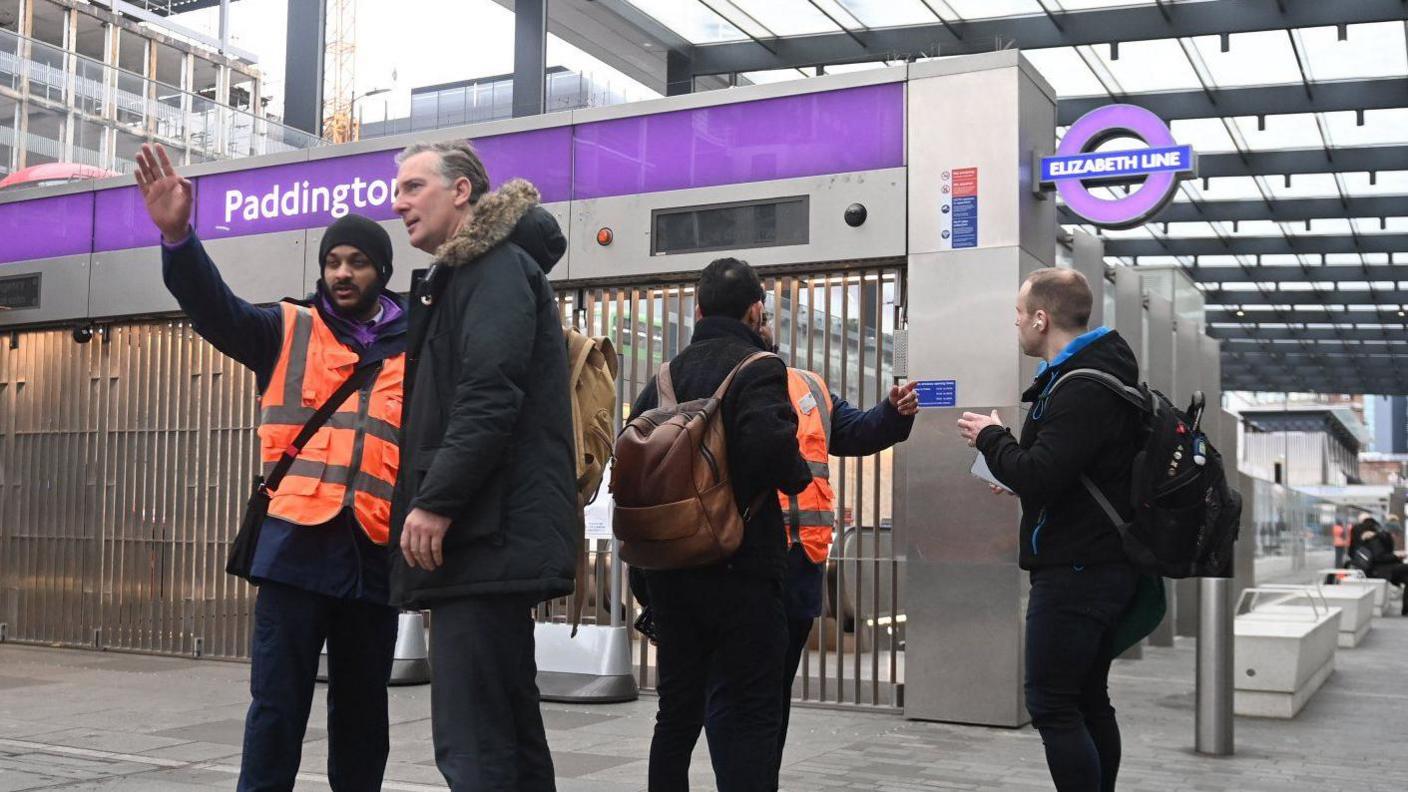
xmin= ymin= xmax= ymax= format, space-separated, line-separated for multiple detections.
xmin=0 ymin=0 xmax=320 ymax=180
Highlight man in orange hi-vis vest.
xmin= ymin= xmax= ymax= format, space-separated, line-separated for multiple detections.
xmin=1333 ymin=521 xmax=1348 ymax=568
xmin=137 ymin=143 xmax=406 ymax=792
xmin=758 ymin=316 xmax=919 ymax=789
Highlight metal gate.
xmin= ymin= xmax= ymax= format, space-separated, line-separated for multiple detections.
xmin=552 ymin=262 xmax=906 ymax=708
xmin=1 ymin=262 xmax=905 ymax=709
xmin=0 ymin=322 xmax=259 ymax=659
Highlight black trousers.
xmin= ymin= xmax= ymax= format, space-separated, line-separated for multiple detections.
xmin=1025 ymin=563 xmax=1138 ymax=792
xmin=429 ymin=595 xmax=556 ymax=791
xmin=647 ymin=569 xmax=788 ymax=792
xmin=773 ymin=543 xmax=826 ymax=790
xmin=1370 ymin=563 xmax=1408 ymax=614
xmin=237 ymin=581 xmax=398 ymax=792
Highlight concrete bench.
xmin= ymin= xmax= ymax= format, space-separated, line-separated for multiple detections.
xmin=1259 ymin=584 xmax=1376 ymax=648
xmin=1318 ymin=568 xmax=1399 ymax=617
xmin=1233 ymin=589 xmax=1340 ymax=719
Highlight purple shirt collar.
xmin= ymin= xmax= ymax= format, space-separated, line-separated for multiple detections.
xmin=319 ymin=291 xmax=403 ymax=350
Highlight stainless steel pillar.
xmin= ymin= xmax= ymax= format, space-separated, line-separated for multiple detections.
xmin=1102 ymin=263 xmax=1143 ymax=660
xmin=1145 ymin=294 xmax=1177 ymax=647
xmin=1173 ymin=317 xmax=1203 ymax=638
xmin=1111 ymin=266 xmax=1143 ymax=373
xmin=1196 ymin=576 xmax=1234 ymax=755
xmin=901 ymin=51 xmax=1057 ymax=726
xmin=1067 ymin=230 xmax=1107 ymax=327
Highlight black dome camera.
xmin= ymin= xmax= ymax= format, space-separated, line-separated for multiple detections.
xmin=843 ymin=203 xmax=868 ymax=227
xmin=72 ymin=324 xmax=94 ymax=344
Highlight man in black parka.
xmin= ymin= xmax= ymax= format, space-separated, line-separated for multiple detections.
xmin=390 ymin=140 xmax=576 ymax=791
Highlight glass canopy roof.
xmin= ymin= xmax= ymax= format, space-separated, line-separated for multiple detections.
xmin=611 ymin=0 xmax=1408 ymax=392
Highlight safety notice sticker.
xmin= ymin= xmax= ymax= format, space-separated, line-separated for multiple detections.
xmin=914 ymin=380 xmax=957 ymax=408
xmin=938 ymin=167 xmax=978 ymax=250
xmin=950 ymin=168 xmax=977 ymax=248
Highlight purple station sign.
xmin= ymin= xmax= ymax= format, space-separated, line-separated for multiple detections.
xmin=1039 ymin=103 xmax=1197 ymax=230
xmin=2 ymin=82 xmax=904 ymax=264
xmin=573 ymin=83 xmax=904 ymax=199
xmin=195 ymin=126 xmax=574 ymax=241
xmin=0 ymin=192 xmax=95 ymax=265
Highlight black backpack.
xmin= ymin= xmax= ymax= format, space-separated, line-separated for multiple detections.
xmin=1049 ymin=369 xmax=1242 ymax=578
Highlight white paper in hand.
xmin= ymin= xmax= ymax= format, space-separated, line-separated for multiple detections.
xmin=970 ymin=453 xmax=1013 ymax=494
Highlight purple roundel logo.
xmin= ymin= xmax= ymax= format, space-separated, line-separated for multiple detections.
xmin=1039 ymin=104 xmax=1196 ymax=230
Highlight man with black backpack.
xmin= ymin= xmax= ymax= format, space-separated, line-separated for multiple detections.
xmin=624 ymin=257 xmax=812 ymax=791
xmin=958 ymin=268 xmax=1141 ymax=792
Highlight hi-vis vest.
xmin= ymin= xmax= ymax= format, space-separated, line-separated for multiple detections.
xmin=780 ymin=368 xmax=836 ymax=564
xmin=257 ymin=303 xmax=404 ymax=545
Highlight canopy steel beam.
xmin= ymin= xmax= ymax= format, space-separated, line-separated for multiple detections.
xmin=686 ymin=0 xmax=1408 ymax=75
xmin=1222 ymin=340 xmax=1408 ymax=354
xmin=1184 ymin=265 xmax=1408 ymax=284
xmin=1202 ymin=289 xmax=1408 ymax=306
xmin=512 ymin=0 xmax=548 ymax=117
xmin=1061 ymin=195 xmax=1408 ymax=225
xmin=1224 ymin=347 xmax=1408 ymax=362
xmin=1206 ymin=308 xmax=1408 ymax=324
xmin=282 ymin=0 xmax=325 ymax=135
xmin=1197 ymin=145 xmax=1408 ymax=178
xmin=1105 ymin=235 xmax=1407 ymax=257
xmin=1221 ymin=375 xmax=1408 ymax=395
xmin=1225 ymin=355 xmax=1403 ymax=365
xmin=1211 ymin=326 xmax=1408 ymax=342
xmin=1058 ymin=77 xmax=1408 ymax=125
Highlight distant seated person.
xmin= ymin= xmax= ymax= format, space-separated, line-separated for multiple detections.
xmin=1349 ymin=518 xmax=1408 ymax=615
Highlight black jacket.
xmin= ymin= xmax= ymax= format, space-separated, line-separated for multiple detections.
xmin=630 ymin=317 xmax=813 ymax=582
xmin=977 ymin=328 xmax=1140 ymax=570
xmin=162 ymin=232 xmax=407 ymax=603
xmin=390 ymin=180 xmax=577 ymax=607
xmin=1364 ymin=531 xmax=1403 ymax=569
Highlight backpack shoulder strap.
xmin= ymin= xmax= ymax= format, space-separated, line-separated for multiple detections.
xmin=713 ymin=352 xmax=777 ymax=400
xmin=657 ymin=363 xmax=677 ymax=408
xmin=1080 ymin=473 xmax=1127 ymax=531
xmin=1050 ymin=368 xmax=1148 ymax=411
xmin=565 ymin=327 xmax=596 ymax=388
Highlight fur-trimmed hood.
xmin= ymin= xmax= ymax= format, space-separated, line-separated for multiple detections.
xmin=433 ymin=178 xmax=566 ymax=274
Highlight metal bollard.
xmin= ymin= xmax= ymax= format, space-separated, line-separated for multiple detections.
xmin=1195 ymin=576 xmax=1234 ymax=755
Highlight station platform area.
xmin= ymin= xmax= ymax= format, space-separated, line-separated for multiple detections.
xmin=2 ymin=556 xmax=1405 ymax=791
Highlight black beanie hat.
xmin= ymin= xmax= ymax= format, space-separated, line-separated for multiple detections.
xmin=319 ymin=214 xmax=393 ymax=285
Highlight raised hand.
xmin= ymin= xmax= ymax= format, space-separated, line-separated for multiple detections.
xmin=134 ymin=143 xmax=193 ymax=244
xmin=889 ymin=380 xmax=920 ymax=416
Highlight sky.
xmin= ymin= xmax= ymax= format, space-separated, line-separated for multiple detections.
xmin=172 ymin=0 xmax=657 ymax=124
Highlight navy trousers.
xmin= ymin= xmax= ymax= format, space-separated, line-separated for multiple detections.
xmin=237 ymin=581 xmax=398 ymax=792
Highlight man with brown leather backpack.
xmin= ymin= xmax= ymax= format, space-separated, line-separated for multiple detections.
xmin=615 ymin=257 xmax=811 ymax=791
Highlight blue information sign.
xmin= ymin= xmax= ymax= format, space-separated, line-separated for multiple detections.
xmin=951 ymin=196 xmax=977 ymax=249
xmin=1040 ymin=144 xmax=1194 ymax=185
xmin=914 ymin=380 xmax=957 ymax=408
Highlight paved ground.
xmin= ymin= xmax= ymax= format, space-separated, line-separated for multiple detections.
xmin=2 ymin=555 xmax=1405 ymax=791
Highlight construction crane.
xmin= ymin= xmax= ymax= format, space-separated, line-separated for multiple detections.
xmin=322 ymin=0 xmax=357 ymax=143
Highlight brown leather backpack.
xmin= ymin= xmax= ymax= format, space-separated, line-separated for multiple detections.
xmin=610 ymin=352 xmax=775 ymax=570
